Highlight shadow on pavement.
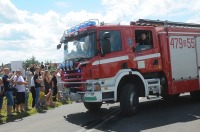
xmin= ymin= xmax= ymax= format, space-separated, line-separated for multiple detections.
xmin=65 ymin=95 xmax=200 ymax=131
xmin=0 ymin=111 xmax=29 ymax=124
xmin=64 ymin=105 xmax=120 ymax=129
xmin=0 ymin=108 xmax=47 ymax=125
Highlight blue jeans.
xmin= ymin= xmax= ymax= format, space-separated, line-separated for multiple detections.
xmin=35 ymin=87 xmax=40 ymax=109
xmin=5 ymin=91 xmax=14 ymax=106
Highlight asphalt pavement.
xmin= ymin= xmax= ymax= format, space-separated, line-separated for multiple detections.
xmin=0 ymin=94 xmax=200 ymax=132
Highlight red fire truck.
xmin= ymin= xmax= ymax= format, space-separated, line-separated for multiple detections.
xmin=57 ymin=19 xmax=200 ymax=116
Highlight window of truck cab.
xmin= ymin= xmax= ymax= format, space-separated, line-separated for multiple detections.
xmin=135 ymin=30 xmax=153 ymax=51
xmin=63 ymin=31 xmax=97 ymax=60
xmin=99 ymin=30 xmax=122 ymax=52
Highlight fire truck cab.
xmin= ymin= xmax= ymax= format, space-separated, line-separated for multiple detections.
xmin=58 ymin=19 xmax=200 ymax=116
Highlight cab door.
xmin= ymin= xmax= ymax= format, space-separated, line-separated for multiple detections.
xmin=96 ymin=29 xmax=125 ymax=78
xmin=134 ymin=28 xmax=162 ymax=73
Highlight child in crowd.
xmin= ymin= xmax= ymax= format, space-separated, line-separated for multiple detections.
xmin=39 ymin=86 xmax=55 ymax=107
xmin=39 ymin=85 xmax=46 ymax=107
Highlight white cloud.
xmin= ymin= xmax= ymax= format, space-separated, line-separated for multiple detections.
xmin=1 ymin=0 xmax=200 ymax=66
xmin=0 ymin=1 xmax=65 ymax=64
xmin=101 ymin=0 xmax=200 ymax=22
xmin=61 ymin=10 xmax=103 ymax=27
xmin=0 ymin=0 xmax=27 ymax=23
xmin=187 ymin=14 xmax=200 ymax=23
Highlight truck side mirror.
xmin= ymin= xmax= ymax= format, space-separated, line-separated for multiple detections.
xmin=57 ymin=44 xmax=61 ymax=50
xmin=101 ymin=32 xmax=111 ymax=56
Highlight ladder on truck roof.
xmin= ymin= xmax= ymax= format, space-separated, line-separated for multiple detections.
xmin=134 ymin=19 xmax=200 ymax=28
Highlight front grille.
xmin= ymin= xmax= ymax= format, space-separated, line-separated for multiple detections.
xmin=63 ymin=69 xmax=84 ymax=89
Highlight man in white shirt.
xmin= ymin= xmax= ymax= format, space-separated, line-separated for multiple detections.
xmin=13 ymin=69 xmax=28 ymax=112
xmin=56 ymin=69 xmax=62 ymax=101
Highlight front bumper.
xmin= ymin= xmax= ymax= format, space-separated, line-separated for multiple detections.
xmin=58 ymin=81 xmax=103 ymax=102
xmin=67 ymin=91 xmax=103 ymax=102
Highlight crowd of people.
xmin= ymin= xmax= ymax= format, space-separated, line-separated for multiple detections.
xmin=0 ymin=64 xmax=63 ymax=117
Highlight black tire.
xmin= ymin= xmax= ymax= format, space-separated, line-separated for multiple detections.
xmin=120 ymin=83 xmax=139 ymax=116
xmin=84 ymin=102 xmax=102 ymax=111
xmin=190 ymin=91 xmax=200 ymax=101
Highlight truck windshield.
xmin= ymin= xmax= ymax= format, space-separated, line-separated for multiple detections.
xmin=64 ymin=32 xmax=96 ymax=60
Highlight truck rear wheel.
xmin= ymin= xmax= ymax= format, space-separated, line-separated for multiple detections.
xmin=84 ymin=102 xmax=102 ymax=111
xmin=190 ymin=91 xmax=200 ymax=101
xmin=120 ymin=83 xmax=139 ymax=116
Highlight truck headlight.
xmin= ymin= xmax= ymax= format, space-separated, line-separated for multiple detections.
xmin=86 ymin=82 xmax=101 ymax=91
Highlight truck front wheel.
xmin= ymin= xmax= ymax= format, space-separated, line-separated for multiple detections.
xmin=120 ymin=83 xmax=139 ymax=116
xmin=84 ymin=102 xmax=102 ymax=111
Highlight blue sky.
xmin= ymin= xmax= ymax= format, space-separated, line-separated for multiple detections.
xmin=0 ymin=0 xmax=200 ymax=64
xmin=11 ymin=0 xmax=104 ymax=14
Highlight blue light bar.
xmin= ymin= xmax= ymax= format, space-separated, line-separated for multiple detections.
xmin=64 ymin=19 xmax=99 ymax=37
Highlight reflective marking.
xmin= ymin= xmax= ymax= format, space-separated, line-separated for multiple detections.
xmin=92 ymin=56 xmax=128 ymax=65
xmin=158 ymin=32 xmax=200 ymax=35
xmin=134 ymin=53 xmax=161 ymax=61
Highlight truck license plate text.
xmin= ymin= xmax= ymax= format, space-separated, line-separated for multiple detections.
xmin=170 ymin=37 xmax=195 ymax=49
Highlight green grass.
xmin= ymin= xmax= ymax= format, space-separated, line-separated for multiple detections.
xmin=0 ymin=93 xmax=72 ymax=124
